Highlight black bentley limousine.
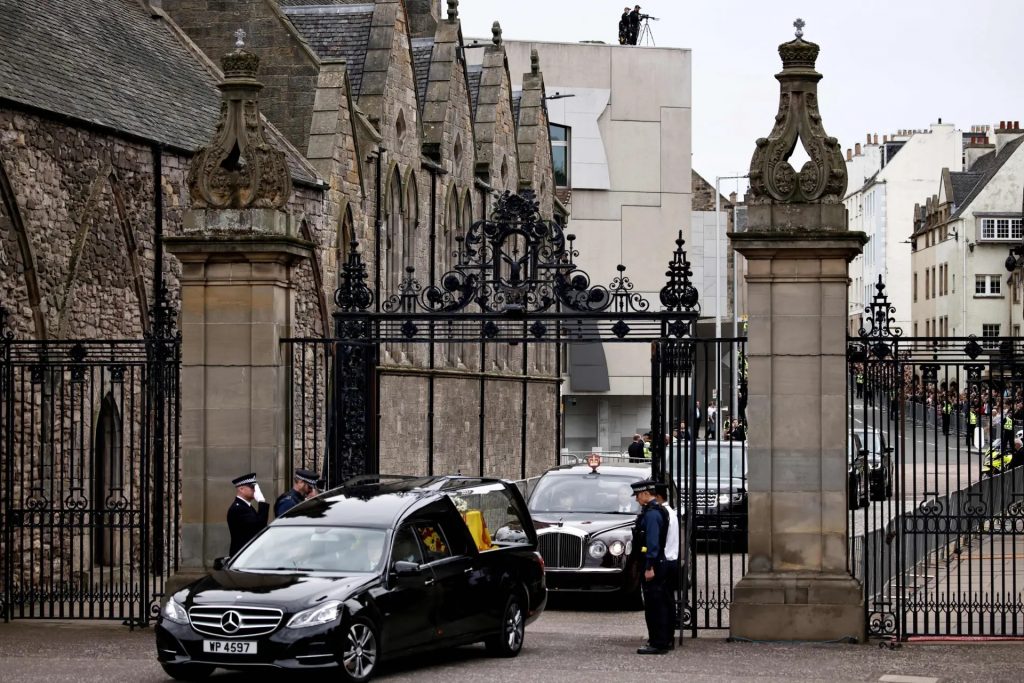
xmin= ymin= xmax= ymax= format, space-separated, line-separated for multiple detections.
xmin=156 ymin=476 xmax=546 ymax=681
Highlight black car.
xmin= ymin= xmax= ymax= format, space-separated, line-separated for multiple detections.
xmin=156 ymin=476 xmax=546 ymax=681
xmin=528 ymin=460 xmax=671 ymax=604
xmin=666 ymin=441 xmax=747 ymax=549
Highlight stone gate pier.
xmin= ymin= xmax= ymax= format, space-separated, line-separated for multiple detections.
xmin=729 ymin=23 xmax=868 ymax=642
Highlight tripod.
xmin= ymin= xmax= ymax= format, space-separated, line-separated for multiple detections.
xmin=637 ymin=17 xmax=656 ymax=46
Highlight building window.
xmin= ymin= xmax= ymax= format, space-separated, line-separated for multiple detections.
xmin=1014 ymin=324 xmax=1021 ymax=337
xmin=549 ymin=123 xmax=570 ymax=188
xmin=913 ymin=272 xmax=918 ymax=302
xmin=983 ymin=323 xmax=1001 ymax=347
xmin=980 ymin=217 xmax=1024 ymax=241
xmin=975 ymin=274 xmax=1001 ymax=296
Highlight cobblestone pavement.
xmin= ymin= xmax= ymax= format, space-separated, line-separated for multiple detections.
xmin=3 ymin=604 xmax=1024 ymax=682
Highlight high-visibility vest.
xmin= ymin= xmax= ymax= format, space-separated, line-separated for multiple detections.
xmin=970 ymin=411 xmax=978 ymax=426
xmin=943 ymin=402 xmax=952 ymax=415
xmin=856 ymin=373 xmax=864 ymax=385
xmin=1005 ymin=415 xmax=1013 ymax=431
xmin=643 ymin=442 xmax=652 ymax=459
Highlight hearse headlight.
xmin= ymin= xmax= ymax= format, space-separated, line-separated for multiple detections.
xmin=162 ymin=597 xmax=188 ymax=624
xmin=587 ymin=540 xmax=608 ymax=559
xmin=607 ymin=540 xmax=626 ymax=557
xmin=287 ymin=600 xmax=342 ymax=629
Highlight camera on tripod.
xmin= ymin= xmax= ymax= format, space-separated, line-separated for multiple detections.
xmin=639 ymin=14 xmax=659 ymax=20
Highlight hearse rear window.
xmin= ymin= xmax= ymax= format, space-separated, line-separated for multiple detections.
xmin=446 ymin=482 xmax=531 ymax=550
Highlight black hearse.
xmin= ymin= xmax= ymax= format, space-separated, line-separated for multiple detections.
xmin=157 ymin=476 xmax=546 ymax=682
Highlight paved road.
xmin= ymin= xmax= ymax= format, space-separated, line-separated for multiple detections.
xmin=3 ymin=609 xmax=1024 ymax=683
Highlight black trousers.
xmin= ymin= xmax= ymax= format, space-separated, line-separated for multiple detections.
xmin=942 ymin=413 xmax=950 ymax=435
xmin=642 ymin=561 xmax=672 ymax=649
xmin=967 ymin=423 xmax=976 ymax=447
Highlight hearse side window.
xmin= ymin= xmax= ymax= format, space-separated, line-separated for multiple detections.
xmin=392 ymin=525 xmax=424 ymax=565
xmin=413 ymin=522 xmax=451 ymax=562
xmin=447 ymin=483 xmax=531 ymax=550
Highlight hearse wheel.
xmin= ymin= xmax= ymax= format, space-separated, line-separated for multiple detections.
xmin=160 ymin=663 xmax=214 ymax=681
xmin=485 ymin=592 xmax=525 ymax=657
xmin=339 ymin=617 xmax=379 ymax=682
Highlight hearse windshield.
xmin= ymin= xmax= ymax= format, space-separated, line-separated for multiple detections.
xmin=231 ymin=526 xmax=387 ymax=573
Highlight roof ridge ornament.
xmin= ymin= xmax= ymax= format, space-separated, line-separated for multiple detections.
xmin=447 ymin=0 xmax=458 ymax=22
xmin=748 ymin=21 xmax=846 ymax=205
xmin=186 ymin=36 xmax=292 ymax=210
xmin=492 ymin=21 xmax=503 ymax=46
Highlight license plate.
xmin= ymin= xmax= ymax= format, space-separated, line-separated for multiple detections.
xmin=203 ymin=640 xmax=257 ymax=654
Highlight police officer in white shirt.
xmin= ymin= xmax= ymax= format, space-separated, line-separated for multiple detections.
xmin=654 ymin=481 xmax=681 ymax=648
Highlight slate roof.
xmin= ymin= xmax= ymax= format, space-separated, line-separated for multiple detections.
xmin=283 ymin=4 xmax=374 ymax=97
xmin=0 ymin=0 xmax=319 ymax=185
xmin=0 ymin=0 xmax=220 ymax=152
xmin=950 ymin=172 xmax=983 ymax=208
xmin=410 ymin=38 xmax=434 ymax=114
xmin=951 ymin=136 xmax=1024 ymax=219
xmin=512 ymin=91 xmax=523 ymax=125
xmin=466 ymin=65 xmax=482 ymax=120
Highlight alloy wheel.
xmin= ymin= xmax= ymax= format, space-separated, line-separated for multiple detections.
xmin=504 ymin=599 xmax=524 ymax=652
xmin=342 ymin=621 xmax=377 ymax=680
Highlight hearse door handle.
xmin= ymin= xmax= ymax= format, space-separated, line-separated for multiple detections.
xmin=463 ymin=567 xmax=474 ymax=575
xmin=423 ymin=577 xmax=435 ymax=586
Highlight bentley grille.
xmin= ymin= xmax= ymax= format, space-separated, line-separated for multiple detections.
xmin=538 ymin=531 xmax=583 ymax=569
xmin=188 ymin=605 xmax=283 ymax=638
xmin=681 ymin=489 xmax=717 ymax=509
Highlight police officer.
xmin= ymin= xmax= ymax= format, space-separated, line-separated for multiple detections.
xmin=274 ymin=468 xmax=319 ymax=517
xmin=631 ymin=478 xmax=671 ymax=654
xmin=654 ymin=482 xmax=681 ymax=648
xmin=228 ymin=473 xmax=269 ymax=556
xmin=967 ymin=401 xmax=979 ymax=448
xmin=941 ymin=395 xmax=952 ymax=436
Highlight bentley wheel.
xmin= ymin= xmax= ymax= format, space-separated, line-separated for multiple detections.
xmin=159 ymin=663 xmax=214 ymax=681
xmin=485 ymin=593 xmax=525 ymax=657
xmin=338 ymin=617 xmax=378 ymax=682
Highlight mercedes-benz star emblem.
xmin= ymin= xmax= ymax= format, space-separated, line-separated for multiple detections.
xmin=220 ymin=610 xmax=242 ymax=634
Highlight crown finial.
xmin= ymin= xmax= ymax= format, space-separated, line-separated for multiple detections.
xmin=793 ymin=18 xmax=805 ymax=39
xmin=491 ymin=21 xmax=502 ymax=46
xmin=447 ymin=0 xmax=458 ymax=22
xmin=234 ymin=28 xmax=246 ymax=48
xmin=530 ymin=48 xmax=539 ymax=75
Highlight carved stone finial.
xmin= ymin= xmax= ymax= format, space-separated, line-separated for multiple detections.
xmin=747 ymin=28 xmax=846 ymax=206
xmin=793 ymin=18 xmax=804 ymax=39
xmin=186 ymin=43 xmax=292 ymax=210
xmin=447 ymin=0 xmax=458 ymax=22
xmin=530 ymin=48 xmax=539 ymax=75
xmin=491 ymin=21 xmax=502 ymax=46
xmin=234 ymin=28 xmax=246 ymax=48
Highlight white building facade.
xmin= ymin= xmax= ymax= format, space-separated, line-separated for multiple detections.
xmin=470 ymin=40 xmax=695 ymax=453
xmin=912 ymin=123 xmax=1024 ymax=341
xmin=845 ymin=123 xmax=964 ymax=332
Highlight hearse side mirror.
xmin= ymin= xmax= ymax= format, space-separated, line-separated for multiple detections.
xmin=212 ymin=556 xmax=229 ymax=571
xmin=391 ymin=560 xmax=425 ymax=585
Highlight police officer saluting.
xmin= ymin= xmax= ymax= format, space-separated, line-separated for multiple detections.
xmin=631 ymin=478 xmax=672 ymax=654
xmin=274 ymin=468 xmax=319 ymax=517
xmin=227 ymin=473 xmax=269 ymax=556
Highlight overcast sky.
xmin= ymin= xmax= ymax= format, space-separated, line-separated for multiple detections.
xmin=459 ymin=0 xmax=1024 ymax=195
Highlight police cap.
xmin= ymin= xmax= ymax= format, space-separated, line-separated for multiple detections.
xmin=294 ymin=468 xmax=319 ymax=487
xmin=232 ymin=472 xmax=257 ymax=487
xmin=630 ymin=478 xmax=657 ymax=495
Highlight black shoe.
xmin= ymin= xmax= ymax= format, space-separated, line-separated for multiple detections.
xmin=647 ymin=639 xmax=675 ymax=650
xmin=637 ymin=646 xmax=669 ymax=655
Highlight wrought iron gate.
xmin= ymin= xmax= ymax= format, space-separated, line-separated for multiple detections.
xmin=850 ymin=278 xmax=1024 ymax=638
xmin=283 ymin=190 xmax=749 ymax=632
xmin=0 ymin=309 xmax=180 ymax=625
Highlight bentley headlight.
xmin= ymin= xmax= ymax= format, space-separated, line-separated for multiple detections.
xmin=286 ymin=600 xmax=342 ymax=629
xmin=717 ymin=493 xmax=744 ymax=506
xmin=162 ymin=597 xmax=188 ymax=624
xmin=607 ymin=540 xmax=626 ymax=556
xmin=587 ymin=540 xmax=608 ymax=559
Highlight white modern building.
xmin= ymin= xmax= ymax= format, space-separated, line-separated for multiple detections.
xmin=912 ymin=122 xmax=1024 ymax=341
xmin=470 ymin=39 xmax=707 ymax=452
xmin=845 ymin=123 xmax=964 ymax=332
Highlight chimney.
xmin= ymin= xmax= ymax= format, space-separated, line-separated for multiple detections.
xmin=855 ymin=142 xmax=861 ymax=156
xmin=994 ymin=119 xmax=1024 ymax=155
xmin=729 ymin=191 xmax=738 ymax=204
xmin=407 ymin=0 xmax=442 ymax=38
xmin=965 ymin=134 xmax=995 ymax=171
xmin=846 ymin=148 xmax=852 ymax=161
xmin=883 ymin=135 xmax=888 ymax=143
xmin=873 ymin=133 xmax=879 ymax=145
xmin=866 ymin=133 xmax=871 ymax=144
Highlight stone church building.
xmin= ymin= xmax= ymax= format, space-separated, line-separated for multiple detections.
xmin=1 ymin=0 xmax=561 ymax=484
